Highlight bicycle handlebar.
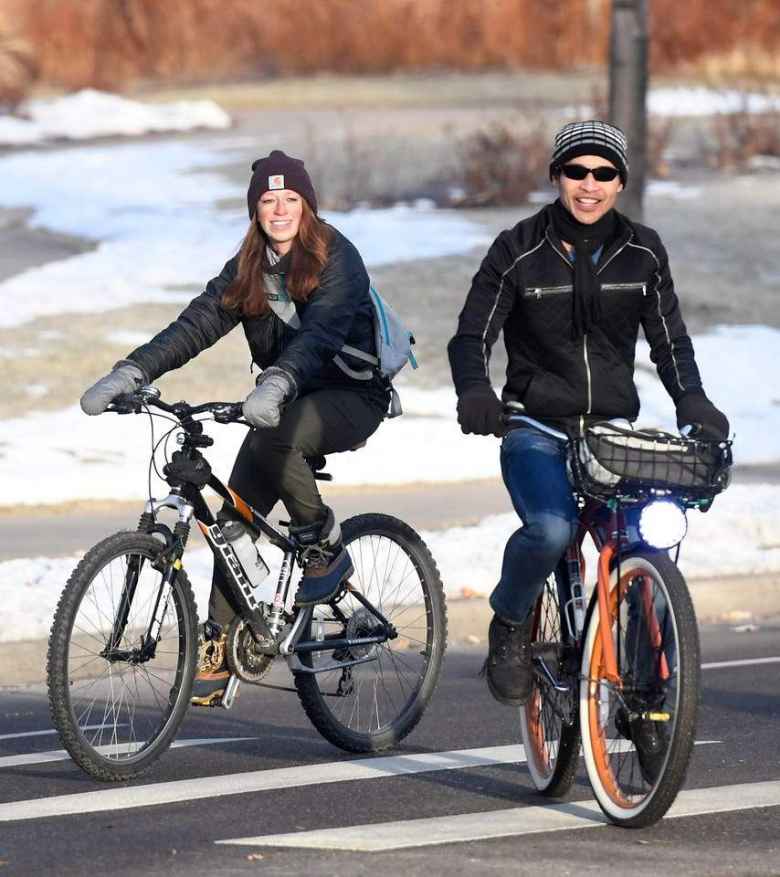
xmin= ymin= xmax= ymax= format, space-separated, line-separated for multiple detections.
xmin=107 ymin=387 xmax=247 ymax=426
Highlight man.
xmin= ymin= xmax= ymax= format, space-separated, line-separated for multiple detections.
xmin=448 ymin=120 xmax=729 ymax=706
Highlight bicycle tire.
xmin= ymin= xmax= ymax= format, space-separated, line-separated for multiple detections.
xmin=519 ymin=567 xmax=581 ymax=797
xmin=294 ymin=514 xmax=446 ymax=752
xmin=579 ymin=549 xmax=700 ymax=827
xmin=47 ymin=532 xmax=198 ymax=782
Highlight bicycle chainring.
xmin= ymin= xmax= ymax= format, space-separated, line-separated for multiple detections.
xmin=226 ymin=617 xmax=274 ymax=683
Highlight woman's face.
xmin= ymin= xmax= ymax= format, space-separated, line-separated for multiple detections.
xmin=256 ymin=189 xmax=303 ymax=254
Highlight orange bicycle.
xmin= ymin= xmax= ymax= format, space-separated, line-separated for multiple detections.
xmin=518 ymin=421 xmax=732 ymax=827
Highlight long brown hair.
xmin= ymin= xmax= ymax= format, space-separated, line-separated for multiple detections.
xmin=223 ymin=199 xmax=332 ymax=316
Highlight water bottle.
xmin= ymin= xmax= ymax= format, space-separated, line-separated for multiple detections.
xmin=222 ymin=520 xmax=270 ymax=589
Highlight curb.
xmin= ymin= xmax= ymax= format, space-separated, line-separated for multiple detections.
xmin=3 ymin=572 xmax=778 ymax=687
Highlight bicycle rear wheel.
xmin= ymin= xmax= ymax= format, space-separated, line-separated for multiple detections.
xmin=47 ymin=532 xmax=198 ymax=781
xmin=579 ymin=549 xmax=699 ymax=827
xmin=519 ymin=567 xmax=580 ymax=797
xmin=294 ymin=514 xmax=446 ymax=752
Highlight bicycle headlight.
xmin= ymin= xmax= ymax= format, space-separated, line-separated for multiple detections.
xmin=639 ymin=500 xmax=687 ymax=550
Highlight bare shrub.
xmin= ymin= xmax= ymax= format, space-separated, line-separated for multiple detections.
xmin=455 ymin=121 xmax=549 ymax=206
xmin=708 ymin=107 xmax=780 ymax=169
xmin=648 ymin=117 xmax=675 ymax=177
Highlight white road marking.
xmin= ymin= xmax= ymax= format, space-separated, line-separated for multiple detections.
xmin=218 ymin=780 xmax=780 ymax=851
xmin=0 ymin=737 xmax=260 ymax=769
xmin=0 ymin=740 xmax=720 ymax=823
xmin=0 ymin=724 xmax=120 ymax=742
xmin=702 ymin=656 xmax=780 ymax=671
xmin=0 ymin=745 xmax=525 ymax=823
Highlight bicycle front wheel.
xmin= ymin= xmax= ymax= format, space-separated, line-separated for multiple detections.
xmin=294 ymin=514 xmax=446 ymax=752
xmin=47 ymin=532 xmax=198 ymax=781
xmin=579 ymin=549 xmax=700 ymax=827
xmin=519 ymin=567 xmax=580 ymax=797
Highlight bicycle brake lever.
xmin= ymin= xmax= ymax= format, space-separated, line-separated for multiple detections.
xmin=107 ymin=394 xmax=142 ymax=414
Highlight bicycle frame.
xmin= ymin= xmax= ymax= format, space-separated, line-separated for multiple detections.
xmin=131 ymin=426 xmax=396 ymax=674
xmin=566 ymin=497 xmax=668 ymax=688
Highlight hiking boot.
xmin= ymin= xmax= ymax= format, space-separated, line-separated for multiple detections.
xmin=484 ymin=612 xmax=534 ymax=705
xmin=291 ymin=508 xmax=353 ymax=607
xmin=191 ymin=622 xmax=230 ymax=708
xmin=615 ymin=707 xmax=669 ymax=785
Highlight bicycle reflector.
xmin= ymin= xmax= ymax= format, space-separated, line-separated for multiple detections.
xmin=639 ymin=500 xmax=688 ymax=549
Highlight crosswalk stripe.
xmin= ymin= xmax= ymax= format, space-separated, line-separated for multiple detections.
xmin=0 ymin=739 xmax=719 ymax=823
xmin=701 ymin=656 xmax=780 ymax=671
xmin=0 ymin=724 xmax=120 ymax=742
xmin=0 ymin=745 xmax=525 ymax=823
xmin=217 ymin=780 xmax=780 ymax=851
xmin=0 ymin=737 xmax=260 ymax=769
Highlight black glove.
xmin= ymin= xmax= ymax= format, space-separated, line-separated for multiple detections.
xmin=456 ymin=385 xmax=504 ymax=436
xmin=675 ymin=391 xmax=730 ymax=440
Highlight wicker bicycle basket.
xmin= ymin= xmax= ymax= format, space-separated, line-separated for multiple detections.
xmin=571 ymin=421 xmax=732 ymax=499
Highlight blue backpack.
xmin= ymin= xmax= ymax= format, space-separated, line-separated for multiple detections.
xmin=334 ymin=284 xmax=418 ymax=417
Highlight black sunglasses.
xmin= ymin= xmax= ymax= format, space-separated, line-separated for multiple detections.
xmin=561 ymin=164 xmax=620 ymax=182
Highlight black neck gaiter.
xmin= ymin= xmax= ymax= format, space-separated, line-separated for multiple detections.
xmin=549 ymin=199 xmax=617 ymax=339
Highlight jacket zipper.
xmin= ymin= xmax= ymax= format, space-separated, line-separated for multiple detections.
xmin=583 ymin=334 xmax=592 ymax=414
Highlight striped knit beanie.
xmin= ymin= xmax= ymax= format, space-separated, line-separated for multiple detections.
xmin=549 ymin=120 xmax=629 ymax=185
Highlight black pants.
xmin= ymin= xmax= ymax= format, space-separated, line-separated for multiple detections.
xmin=208 ymin=387 xmax=385 ymax=625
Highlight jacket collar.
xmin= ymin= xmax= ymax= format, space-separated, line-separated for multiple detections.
xmin=542 ymin=208 xmax=633 ymax=273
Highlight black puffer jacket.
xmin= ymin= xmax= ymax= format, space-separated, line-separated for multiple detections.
xmin=448 ymin=206 xmax=702 ymax=432
xmin=126 ymin=227 xmax=388 ymax=405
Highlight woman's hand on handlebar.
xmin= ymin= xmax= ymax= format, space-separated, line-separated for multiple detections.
xmin=80 ymin=362 xmax=146 ymax=416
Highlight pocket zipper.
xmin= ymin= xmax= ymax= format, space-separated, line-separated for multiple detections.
xmin=525 ymin=285 xmax=573 ymax=299
xmin=601 ymin=282 xmax=647 ymax=295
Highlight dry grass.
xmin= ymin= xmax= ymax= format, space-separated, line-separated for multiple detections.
xmin=0 ymin=10 xmax=38 ymax=109
xmin=6 ymin=0 xmax=780 ymax=95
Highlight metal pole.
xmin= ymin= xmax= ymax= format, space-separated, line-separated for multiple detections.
xmin=609 ymin=0 xmax=648 ymax=221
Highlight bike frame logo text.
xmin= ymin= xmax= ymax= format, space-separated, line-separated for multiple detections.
xmin=205 ymin=524 xmax=259 ymax=610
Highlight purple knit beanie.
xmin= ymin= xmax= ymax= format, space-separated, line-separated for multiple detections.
xmin=247 ymin=150 xmax=318 ymax=218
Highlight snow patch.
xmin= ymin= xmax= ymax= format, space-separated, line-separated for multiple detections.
xmin=0 ymin=89 xmax=231 ymax=146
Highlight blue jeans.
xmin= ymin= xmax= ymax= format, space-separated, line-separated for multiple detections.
xmin=490 ymin=427 xmax=579 ymax=624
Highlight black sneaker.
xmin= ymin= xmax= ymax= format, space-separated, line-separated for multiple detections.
xmin=484 ymin=612 xmax=534 ymax=705
xmin=291 ymin=508 xmax=354 ymax=607
xmin=615 ymin=707 xmax=669 ymax=785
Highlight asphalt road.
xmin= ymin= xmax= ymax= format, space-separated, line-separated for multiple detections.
xmin=1 ymin=624 xmax=779 ymax=876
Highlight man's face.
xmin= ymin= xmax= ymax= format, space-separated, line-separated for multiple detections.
xmin=556 ymin=155 xmax=623 ymax=224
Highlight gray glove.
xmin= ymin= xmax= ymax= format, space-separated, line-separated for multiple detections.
xmin=80 ymin=362 xmax=146 ymax=416
xmin=242 ymin=367 xmax=296 ymax=429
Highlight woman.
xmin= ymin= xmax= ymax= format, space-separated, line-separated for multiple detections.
xmin=81 ymin=150 xmax=389 ymax=702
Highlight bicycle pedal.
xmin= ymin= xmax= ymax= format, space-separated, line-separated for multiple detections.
xmin=191 ymin=689 xmax=225 ymax=708
xmin=220 ymin=675 xmax=241 ymax=710
xmin=643 ymin=711 xmax=671 ymax=722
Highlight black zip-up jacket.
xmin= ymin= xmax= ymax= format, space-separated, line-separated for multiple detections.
xmin=126 ymin=227 xmax=387 ymax=405
xmin=448 ymin=206 xmax=702 ymax=433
